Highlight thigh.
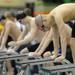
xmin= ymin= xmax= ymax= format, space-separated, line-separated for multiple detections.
xmin=16 ymin=44 xmax=30 ymax=53
xmin=6 ymin=36 xmax=13 ymax=48
xmin=16 ymin=43 xmax=40 ymax=53
xmin=28 ymin=43 xmax=40 ymax=52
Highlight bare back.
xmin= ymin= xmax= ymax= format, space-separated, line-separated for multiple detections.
xmin=50 ymin=3 xmax=75 ymax=22
xmin=6 ymin=20 xmax=21 ymax=41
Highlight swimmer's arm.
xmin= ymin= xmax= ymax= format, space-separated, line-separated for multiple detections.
xmin=52 ymin=26 xmax=60 ymax=57
xmin=8 ymin=26 xmax=28 ymax=50
xmin=36 ymin=28 xmax=53 ymax=55
xmin=0 ymin=28 xmax=5 ymax=43
xmin=12 ymin=27 xmax=28 ymax=51
xmin=54 ymin=14 xmax=67 ymax=57
xmin=35 ymin=31 xmax=49 ymax=53
xmin=17 ymin=26 xmax=27 ymax=41
xmin=0 ymin=23 xmax=10 ymax=49
xmin=15 ymin=24 xmax=37 ymax=46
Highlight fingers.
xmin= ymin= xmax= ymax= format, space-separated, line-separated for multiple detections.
xmin=8 ymin=41 xmax=16 ymax=46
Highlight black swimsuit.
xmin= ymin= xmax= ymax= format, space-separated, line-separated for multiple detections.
xmin=66 ymin=21 xmax=75 ymax=38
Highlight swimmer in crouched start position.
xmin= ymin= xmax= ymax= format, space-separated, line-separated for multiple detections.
xmin=34 ymin=3 xmax=75 ymax=63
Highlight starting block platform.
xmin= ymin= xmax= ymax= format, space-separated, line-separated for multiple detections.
xmin=0 ymin=51 xmax=74 ymax=75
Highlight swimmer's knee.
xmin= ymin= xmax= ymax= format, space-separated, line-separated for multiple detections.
xmin=43 ymin=51 xmax=51 ymax=57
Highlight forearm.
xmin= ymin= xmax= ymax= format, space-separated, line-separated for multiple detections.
xmin=59 ymin=24 xmax=67 ymax=57
xmin=60 ymin=27 xmax=67 ymax=57
xmin=15 ymin=24 xmax=37 ymax=46
xmin=0 ymin=29 xmax=5 ymax=44
xmin=60 ymin=28 xmax=67 ymax=57
xmin=52 ymin=27 xmax=60 ymax=56
xmin=1 ymin=24 xmax=10 ymax=49
xmin=54 ymin=15 xmax=67 ymax=57
xmin=37 ymin=29 xmax=53 ymax=54
xmin=35 ymin=31 xmax=49 ymax=52
xmin=17 ymin=27 xmax=27 ymax=41
xmin=15 ymin=32 xmax=35 ymax=46
xmin=1 ymin=32 xmax=8 ymax=48
xmin=9 ymin=27 xmax=27 ymax=50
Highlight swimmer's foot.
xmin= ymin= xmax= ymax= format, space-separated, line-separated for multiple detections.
xmin=50 ymin=55 xmax=57 ymax=60
xmin=43 ymin=51 xmax=51 ymax=58
xmin=54 ymin=56 xmax=65 ymax=62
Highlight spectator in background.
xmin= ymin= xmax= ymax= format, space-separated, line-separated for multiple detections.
xmin=0 ymin=15 xmax=6 ymax=46
xmin=0 ymin=16 xmax=5 ymax=33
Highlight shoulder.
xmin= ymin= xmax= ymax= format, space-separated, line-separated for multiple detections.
xmin=5 ymin=20 xmax=13 ymax=28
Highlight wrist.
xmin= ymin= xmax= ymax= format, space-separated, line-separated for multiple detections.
xmin=37 ymin=52 xmax=42 ymax=56
xmin=0 ymin=46 xmax=5 ymax=49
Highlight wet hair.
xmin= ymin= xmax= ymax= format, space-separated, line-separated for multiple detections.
xmin=16 ymin=8 xmax=31 ymax=20
xmin=16 ymin=12 xmax=26 ymax=20
xmin=10 ymin=12 xmax=16 ymax=18
xmin=4 ymin=11 xmax=16 ymax=19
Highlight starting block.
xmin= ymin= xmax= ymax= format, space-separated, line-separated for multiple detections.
xmin=15 ymin=56 xmax=72 ymax=75
xmin=0 ymin=51 xmax=74 ymax=75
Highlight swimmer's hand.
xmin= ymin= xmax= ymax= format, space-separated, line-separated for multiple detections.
xmin=28 ymin=52 xmax=34 ymax=57
xmin=8 ymin=41 xmax=16 ymax=47
xmin=7 ymin=48 xmax=16 ymax=53
xmin=20 ymin=48 xmax=29 ymax=54
xmin=28 ymin=52 xmax=41 ymax=57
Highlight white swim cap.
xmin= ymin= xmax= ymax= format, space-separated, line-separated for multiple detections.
xmin=35 ymin=15 xmax=43 ymax=27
